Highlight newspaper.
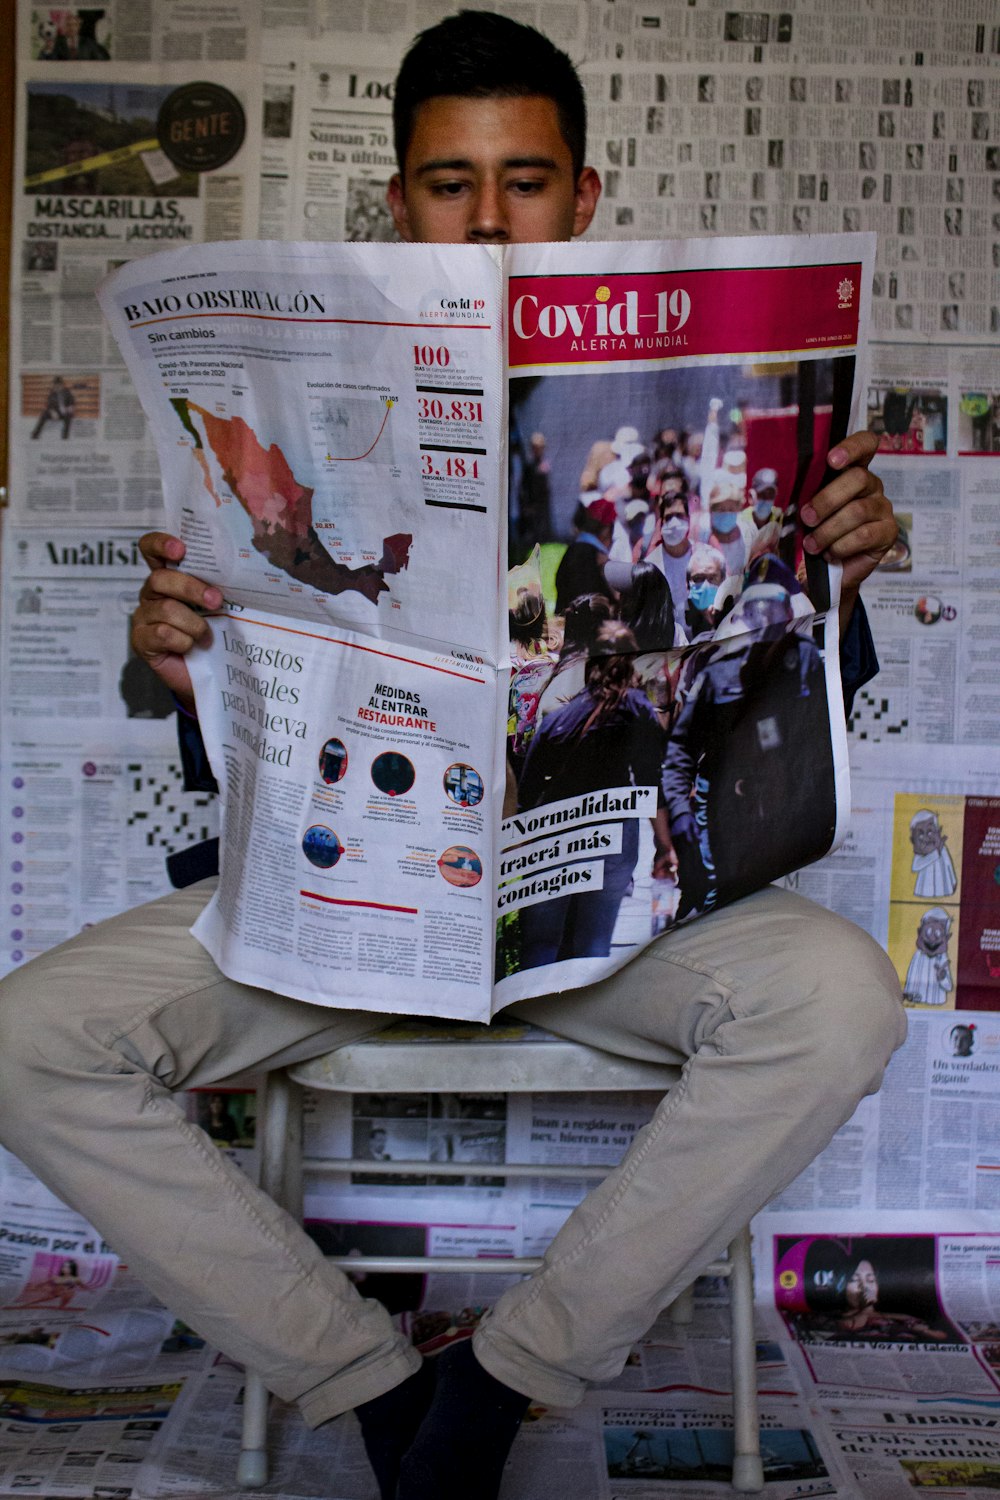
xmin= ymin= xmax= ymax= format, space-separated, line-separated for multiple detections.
xmin=17 ymin=3 xmax=259 ymax=66
xmin=261 ymin=57 xmax=399 ymax=244
xmin=94 ymin=231 xmax=870 ymax=1019
xmin=9 ymin=3 xmax=263 ymax=530
xmin=817 ymin=1405 xmax=1000 ymax=1499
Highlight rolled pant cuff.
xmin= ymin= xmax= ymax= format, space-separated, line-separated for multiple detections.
xmin=473 ymin=1327 xmax=587 ymax=1410
xmin=297 ymin=1344 xmax=422 ymax=1428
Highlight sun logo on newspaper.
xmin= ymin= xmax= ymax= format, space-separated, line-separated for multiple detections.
xmin=837 ymin=278 xmax=855 ymax=309
xmin=595 ymin=285 xmax=611 ymax=302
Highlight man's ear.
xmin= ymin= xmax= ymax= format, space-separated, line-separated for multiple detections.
xmin=386 ymin=175 xmax=414 ymax=241
xmin=572 ymin=167 xmax=602 ymax=238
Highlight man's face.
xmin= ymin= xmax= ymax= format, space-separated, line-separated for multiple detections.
xmin=688 ymin=559 xmax=723 ymax=589
xmin=388 ymin=95 xmax=601 ymax=244
xmin=659 ymin=491 xmax=687 ymax=523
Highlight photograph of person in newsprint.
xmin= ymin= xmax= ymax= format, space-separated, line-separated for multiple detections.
xmin=774 ymin=1235 xmax=960 ymax=1346
xmin=501 ymin=360 xmax=847 ymax=974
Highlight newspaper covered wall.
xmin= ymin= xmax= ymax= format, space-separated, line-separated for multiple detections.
xmin=3 ymin=1 xmax=1000 ymax=1494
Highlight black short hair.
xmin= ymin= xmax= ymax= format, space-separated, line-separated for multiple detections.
xmin=393 ymin=9 xmax=587 ymax=178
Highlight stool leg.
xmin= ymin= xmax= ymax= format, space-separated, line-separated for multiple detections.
xmin=261 ymin=1070 xmax=293 ymax=1207
xmin=238 ymin=1072 xmax=294 ymax=1487
xmin=727 ymin=1225 xmax=763 ymax=1493
xmin=237 ymin=1376 xmax=270 ymax=1489
xmin=666 ymin=1282 xmax=695 ymax=1324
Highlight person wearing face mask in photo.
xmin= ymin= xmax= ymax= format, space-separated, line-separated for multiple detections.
xmin=748 ymin=466 xmax=781 ymax=531
xmin=684 ymin=543 xmax=726 ymax=638
xmin=634 ymin=471 xmax=692 ymax=619
xmin=705 ymin=474 xmax=753 ymax=576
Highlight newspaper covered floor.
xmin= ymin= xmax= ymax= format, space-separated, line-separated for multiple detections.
xmin=4 ymin=1113 xmax=1000 ymax=1500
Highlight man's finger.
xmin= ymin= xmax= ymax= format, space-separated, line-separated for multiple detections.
xmin=822 ymin=517 xmax=897 ymax=563
xmin=133 ymin=618 xmax=206 ymax=659
xmin=138 ymin=531 xmax=187 ymax=570
xmin=802 ymin=464 xmax=884 ymax=524
xmin=138 ymin=566 xmax=223 ymax=612
xmin=134 ymin=595 xmax=213 ymax=644
xmin=804 ymin=498 xmax=896 ymax=558
xmin=826 ymin=428 xmax=879 ymax=470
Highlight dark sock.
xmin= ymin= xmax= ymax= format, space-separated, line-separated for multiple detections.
xmin=355 ymin=1358 xmax=437 ymax=1500
xmin=396 ymin=1339 xmax=531 ymax=1500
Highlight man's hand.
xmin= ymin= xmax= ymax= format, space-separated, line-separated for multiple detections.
xmin=131 ymin=532 xmax=222 ymax=710
xmin=799 ymin=431 xmax=897 ymax=629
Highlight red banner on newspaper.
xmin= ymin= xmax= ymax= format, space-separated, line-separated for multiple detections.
xmin=508 ymin=262 xmax=863 ymax=369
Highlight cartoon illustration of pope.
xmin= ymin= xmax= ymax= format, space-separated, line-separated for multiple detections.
xmin=909 ymin=809 xmax=957 ymax=899
xmin=903 ymin=907 xmax=954 ymax=1006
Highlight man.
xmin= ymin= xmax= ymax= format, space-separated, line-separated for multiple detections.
xmin=662 ymin=583 xmax=832 ymax=916
xmin=0 ymin=13 xmax=905 ymax=1500
xmin=30 ymin=374 xmax=75 ymax=440
xmin=684 ymin=541 xmax=726 ymax=637
xmin=748 ymin=466 xmax=781 ymax=531
xmin=638 ymin=469 xmax=693 ymax=616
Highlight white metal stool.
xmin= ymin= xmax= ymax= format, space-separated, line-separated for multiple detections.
xmin=238 ymin=1018 xmax=764 ymax=1494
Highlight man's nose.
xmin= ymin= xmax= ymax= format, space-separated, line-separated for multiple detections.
xmin=467 ymin=181 xmax=509 ymax=241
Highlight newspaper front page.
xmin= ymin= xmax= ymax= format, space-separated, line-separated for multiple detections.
xmin=97 ymin=232 xmax=868 ymax=1019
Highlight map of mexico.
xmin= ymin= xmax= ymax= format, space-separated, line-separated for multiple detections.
xmin=171 ymin=398 xmax=413 ymax=604
xmin=99 ymin=240 xmax=506 ymax=655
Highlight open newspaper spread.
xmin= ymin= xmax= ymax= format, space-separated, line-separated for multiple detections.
xmin=98 ymin=232 xmax=873 ymax=1020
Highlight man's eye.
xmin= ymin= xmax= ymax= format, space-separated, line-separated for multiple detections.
xmin=510 ymin=179 xmax=546 ymax=194
xmin=430 ymin=180 xmax=468 ymax=196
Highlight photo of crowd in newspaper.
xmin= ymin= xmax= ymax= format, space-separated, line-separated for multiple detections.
xmin=495 ymin=240 xmax=865 ymax=1001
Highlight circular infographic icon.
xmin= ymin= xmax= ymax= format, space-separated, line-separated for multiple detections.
xmin=157 ymin=82 xmax=246 ymax=172
xmin=437 ymin=845 xmax=482 ymax=888
xmin=371 ymin=751 xmax=415 ymax=797
xmin=302 ymin=825 xmax=344 ymax=869
xmin=318 ymin=737 xmax=348 ymax=785
xmin=914 ymin=595 xmax=943 ymax=626
xmin=443 ymin=763 xmax=484 ymax=808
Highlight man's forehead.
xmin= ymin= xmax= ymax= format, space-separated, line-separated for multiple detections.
xmin=404 ymin=94 xmax=575 ymax=165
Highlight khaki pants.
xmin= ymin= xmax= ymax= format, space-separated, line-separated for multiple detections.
xmin=0 ymin=880 xmax=904 ymax=1419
